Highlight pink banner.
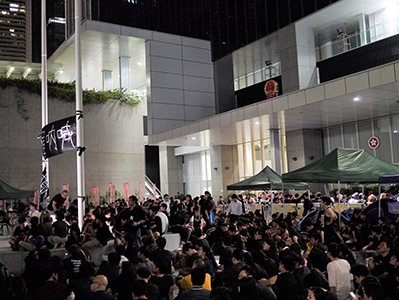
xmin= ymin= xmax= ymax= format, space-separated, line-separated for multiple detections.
xmin=62 ymin=184 xmax=69 ymax=208
xmin=109 ymin=182 xmax=114 ymax=203
xmin=92 ymin=186 xmax=99 ymax=206
xmin=32 ymin=190 xmax=39 ymax=206
xmin=152 ymin=184 xmax=157 ymax=200
xmin=139 ymin=182 xmax=144 ymax=204
xmin=124 ymin=182 xmax=129 ymax=200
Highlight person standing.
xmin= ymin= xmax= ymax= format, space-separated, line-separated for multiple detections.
xmin=226 ymin=194 xmax=243 ymax=224
xmin=117 ymin=196 xmax=147 ymax=248
xmin=48 ymin=190 xmax=68 ymax=212
xmin=326 ymin=243 xmax=352 ymax=300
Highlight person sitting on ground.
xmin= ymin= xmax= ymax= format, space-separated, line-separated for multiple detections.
xmin=150 ymin=257 xmax=174 ymax=300
xmin=35 ymin=266 xmax=70 ymax=300
xmin=68 ymin=261 xmax=95 ymax=300
xmin=8 ymin=216 xmax=29 ymax=251
xmin=19 ymin=216 xmax=47 ymax=251
xmin=238 ymin=265 xmax=276 ymax=300
xmin=178 ymin=258 xmax=212 ymax=291
xmin=47 ymin=211 xmax=68 ymax=249
xmin=82 ymin=214 xmax=113 ymax=260
xmin=136 ymin=267 xmax=161 ymax=300
xmin=136 ymin=246 xmax=154 ymax=275
xmin=132 ymin=279 xmax=148 ymax=300
xmin=181 ymin=268 xmax=210 ymax=300
xmin=95 ymin=252 xmax=121 ymax=289
xmin=63 ymin=244 xmax=88 ymax=281
xmin=149 ymin=237 xmax=172 ymax=273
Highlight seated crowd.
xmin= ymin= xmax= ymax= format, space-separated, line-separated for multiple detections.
xmin=0 ymin=191 xmax=398 ymax=300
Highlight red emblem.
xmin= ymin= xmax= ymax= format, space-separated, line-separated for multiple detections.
xmin=368 ymin=136 xmax=379 ymax=149
xmin=264 ymin=80 xmax=278 ymax=99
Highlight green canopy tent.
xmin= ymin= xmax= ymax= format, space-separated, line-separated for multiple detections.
xmin=227 ymin=166 xmax=309 ymax=190
xmin=282 ymin=148 xmax=399 ymax=221
xmin=227 ymin=166 xmax=309 ymax=218
xmin=0 ymin=179 xmax=34 ymax=200
xmin=282 ymin=148 xmax=399 ymax=183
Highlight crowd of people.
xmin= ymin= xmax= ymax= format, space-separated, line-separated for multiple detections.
xmin=0 ymin=190 xmax=398 ymax=300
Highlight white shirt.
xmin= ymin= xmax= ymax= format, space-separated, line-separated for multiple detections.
xmin=157 ymin=211 xmax=169 ymax=234
xmin=227 ymin=200 xmax=243 ymax=216
xmin=327 ymin=259 xmax=352 ymax=300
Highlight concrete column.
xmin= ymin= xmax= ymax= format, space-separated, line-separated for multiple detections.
xmin=214 ymin=54 xmax=236 ymax=113
xmin=280 ymin=23 xmax=318 ymax=93
xmin=119 ymin=56 xmax=130 ymax=92
xmin=270 ymin=129 xmax=282 ymax=174
xmin=210 ymin=145 xmax=238 ymax=198
xmin=159 ymin=146 xmax=183 ymax=196
xmin=102 ymin=70 xmax=112 ymax=91
xmin=285 ymin=129 xmax=323 ymax=171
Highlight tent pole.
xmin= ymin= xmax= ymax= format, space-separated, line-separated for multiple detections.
xmin=378 ymin=184 xmax=381 ymax=218
xmin=338 ymin=181 xmax=341 ymax=229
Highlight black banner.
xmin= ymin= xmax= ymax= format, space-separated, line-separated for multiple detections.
xmin=39 ymin=116 xmax=77 ymax=159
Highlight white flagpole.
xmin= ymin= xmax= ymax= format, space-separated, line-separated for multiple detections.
xmin=41 ymin=0 xmax=49 ymax=207
xmin=75 ymin=0 xmax=85 ymax=230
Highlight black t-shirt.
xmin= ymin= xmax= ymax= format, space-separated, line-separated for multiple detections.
xmin=148 ymin=216 xmax=162 ymax=235
xmin=96 ymin=223 xmax=112 ymax=245
xmin=150 ymin=275 xmax=174 ymax=300
xmin=48 ymin=194 xmax=65 ymax=211
xmin=52 ymin=221 xmax=68 ymax=238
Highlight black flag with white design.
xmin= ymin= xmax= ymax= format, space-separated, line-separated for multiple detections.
xmin=39 ymin=166 xmax=49 ymax=211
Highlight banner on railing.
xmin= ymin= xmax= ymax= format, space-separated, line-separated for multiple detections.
xmin=152 ymin=184 xmax=157 ymax=200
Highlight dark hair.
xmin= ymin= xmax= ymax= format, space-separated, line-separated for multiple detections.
xmin=132 ymin=279 xmax=147 ymax=297
xmin=138 ymin=246 xmax=150 ymax=258
xmin=280 ymin=255 xmax=295 ymax=272
xmin=303 ymin=272 xmax=322 ymax=289
xmin=327 ymin=242 xmax=340 ymax=258
xmin=238 ymin=277 xmax=258 ymax=298
xmin=17 ymin=216 xmax=26 ymax=224
xmin=191 ymin=267 xmax=206 ymax=286
xmin=137 ymin=267 xmax=151 ymax=279
xmin=115 ymin=245 xmax=126 ymax=256
xmin=351 ymin=264 xmax=370 ymax=278
xmin=156 ymin=237 xmax=166 ymax=249
xmin=150 ymin=206 xmax=159 ymax=213
xmin=42 ymin=266 xmax=55 ymax=280
xmin=309 ymin=231 xmax=321 ymax=241
xmin=239 ymin=265 xmax=255 ymax=277
xmin=30 ymin=216 xmax=39 ymax=227
xmin=371 ymin=225 xmax=381 ymax=235
xmin=154 ymin=257 xmax=169 ymax=274
xmin=232 ymin=249 xmax=243 ymax=261
xmin=55 ymin=210 xmax=64 ymax=221
xmin=129 ymin=195 xmax=138 ymax=202
xmin=363 ymin=283 xmax=387 ymax=300
xmin=321 ymin=196 xmax=332 ymax=205
xmin=108 ymin=252 xmax=121 ymax=266
xmin=80 ymin=261 xmax=95 ymax=278
xmin=231 ymin=194 xmax=238 ymax=199
xmin=210 ymin=286 xmax=231 ymax=300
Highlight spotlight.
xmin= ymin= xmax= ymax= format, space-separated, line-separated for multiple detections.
xmin=337 ymin=27 xmax=344 ymax=35
xmin=265 ymin=60 xmax=272 ymax=66
xmin=292 ymin=157 xmax=297 ymax=161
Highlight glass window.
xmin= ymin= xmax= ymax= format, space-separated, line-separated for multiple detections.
xmin=343 ymin=124 xmax=358 ymax=149
xmin=244 ymin=142 xmax=253 ymax=177
xmin=247 ymin=73 xmax=254 ymax=86
xmin=358 ymin=121 xmax=373 ymax=155
xmin=254 ymin=69 xmax=262 ymax=84
xmin=238 ymin=76 xmax=246 ymax=89
xmin=264 ymin=141 xmax=272 ymax=167
xmin=254 ymin=142 xmax=262 ymax=173
xmin=329 ymin=127 xmax=343 ymax=150
xmin=374 ymin=118 xmax=392 ymax=163
xmin=237 ymin=144 xmax=245 ymax=180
